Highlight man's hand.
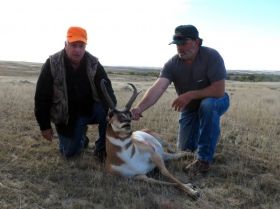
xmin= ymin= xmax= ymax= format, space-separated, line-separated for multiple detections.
xmin=41 ymin=129 xmax=54 ymax=141
xmin=131 ymin=107 xmax=143 ymax=120
xmin=172 ymin=92 xmax=193 ymax=112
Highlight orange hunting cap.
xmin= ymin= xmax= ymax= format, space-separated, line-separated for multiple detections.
xmin=67 ymin=26 xmax=87 ymax=44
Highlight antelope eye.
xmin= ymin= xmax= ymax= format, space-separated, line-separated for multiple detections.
xmin=108 ymin=111 xmax=114 ymax=118
xmin=125 ymin=112 xmax=132 ymax=119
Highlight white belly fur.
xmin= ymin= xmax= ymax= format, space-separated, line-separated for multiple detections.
xmin=111 ymin=131 xmax=164 ymax=177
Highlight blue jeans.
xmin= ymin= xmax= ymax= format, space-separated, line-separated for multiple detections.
xmin=57 ymin=102 xmax=107 ymax=158
xmin=178 ymin=93 xmax=230 ymax=162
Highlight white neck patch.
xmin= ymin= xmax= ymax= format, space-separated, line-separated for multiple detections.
xmin=107 ymin=136 xmax=131 ymax=147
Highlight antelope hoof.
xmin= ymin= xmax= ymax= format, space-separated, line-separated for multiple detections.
xmin=184 ymin=183 xmax=200 ymax=200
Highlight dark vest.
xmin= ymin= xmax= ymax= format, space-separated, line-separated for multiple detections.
xmin=49 ymin=50 xmax=101 ymax=124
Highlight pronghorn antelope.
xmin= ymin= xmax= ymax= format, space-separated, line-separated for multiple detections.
xmin=101 ymin=79 xmax=200 ymax=199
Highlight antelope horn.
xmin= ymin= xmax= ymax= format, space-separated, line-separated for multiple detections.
xmin=100 ymin=79 xmax=116 ymax=110
xmin=125 ymin=83 xmax=141 ymax=110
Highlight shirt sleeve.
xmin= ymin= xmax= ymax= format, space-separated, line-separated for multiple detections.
xmin=94 ymin=62 xmax=117 ymax=107
xmin=207 ymin=49 xmax=227 ymax=83
xmin=159 ymin=58 xmax=174 ymax=82
xmin=34 ymin=59 xmax=53 ymax=130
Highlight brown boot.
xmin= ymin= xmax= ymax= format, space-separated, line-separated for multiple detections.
xmin=183 ymin=159 xmax=210 ymax=176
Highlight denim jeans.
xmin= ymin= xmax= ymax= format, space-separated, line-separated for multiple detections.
xmin=57 ymin=102 xmax=107 ymax=158
xmin=178 ymin=93 xmax=230 ymax=162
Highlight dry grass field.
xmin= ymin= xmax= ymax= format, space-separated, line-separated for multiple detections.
xmin=0 ymin=61 xmax=279 ymax=209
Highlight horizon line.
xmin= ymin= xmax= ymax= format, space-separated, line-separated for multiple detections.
xmin=0 ymin=59 xmax=279 ymax=72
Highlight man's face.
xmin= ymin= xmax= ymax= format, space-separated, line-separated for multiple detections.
xmin=65 ymin=41 xmax=86 ymax=64
xmin=176 ymin=39 xmax=199 ymax=60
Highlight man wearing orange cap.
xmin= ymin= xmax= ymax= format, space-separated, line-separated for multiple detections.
xmin=35 ymin=26 xmax=116 ymax=160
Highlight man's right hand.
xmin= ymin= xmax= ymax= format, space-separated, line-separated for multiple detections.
xmin=131 ymin=107 xmax=143 ymax=120
xmin=41 ymin=129 xmax=54 ymax=141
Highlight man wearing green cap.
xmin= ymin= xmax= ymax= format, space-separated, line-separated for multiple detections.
xmin=131 ymin=25 xmax=230 ymax=176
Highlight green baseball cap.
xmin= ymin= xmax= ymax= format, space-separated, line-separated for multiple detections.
xmin=169 ymin=25 xmax=200 ymax=45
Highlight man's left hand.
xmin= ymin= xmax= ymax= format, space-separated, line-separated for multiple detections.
xmin=172 ymin=92 xmax=193 ymax=112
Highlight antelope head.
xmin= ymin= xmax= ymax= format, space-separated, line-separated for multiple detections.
xmin=101 ymin=79 xmax=141 ymax=136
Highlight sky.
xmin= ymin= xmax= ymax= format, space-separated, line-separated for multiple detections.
xmin=1 ymin=0 xmax=280 ymax=71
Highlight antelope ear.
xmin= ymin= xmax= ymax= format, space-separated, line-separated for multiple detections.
xmin=106 ymin=110 xmax=114 ymax=122
xmin=108 ymin=110 xmax=114 ymax=118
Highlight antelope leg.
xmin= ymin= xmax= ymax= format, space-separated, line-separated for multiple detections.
xmin=151 ymin=153 xmax=200 ymax=199
xmin=134 ymin=174 xmax=176 ymax=186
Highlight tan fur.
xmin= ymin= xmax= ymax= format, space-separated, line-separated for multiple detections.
xmin=105 ymin=126 xmax=125 ymax=171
